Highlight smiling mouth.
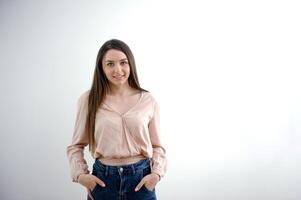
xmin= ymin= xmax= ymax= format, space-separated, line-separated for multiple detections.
xmin=113 ymin=75 xmax=125 ymax=79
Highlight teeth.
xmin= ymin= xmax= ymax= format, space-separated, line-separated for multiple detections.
xmin=113 ymin=75 xmax=124 ymax=79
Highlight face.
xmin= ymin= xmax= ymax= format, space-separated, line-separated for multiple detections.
xmin=102 ymin=49 xmax=130 ymax=87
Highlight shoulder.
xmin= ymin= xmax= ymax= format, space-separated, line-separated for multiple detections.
xmin=143 ymin=90 xmax=159 ymax=106
xmin=143 ymin=90 xmax=154 ymax=100
xmin=77 ymin=90 xmax=90 ymax=105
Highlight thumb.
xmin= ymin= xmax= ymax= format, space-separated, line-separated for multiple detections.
xmin=87 ymin=188 xmax=94 ymax=200
xmin=135 ymin=179 xmax=145 ymax=192
xmin=94 ymin=176 xmax=106 ymax=187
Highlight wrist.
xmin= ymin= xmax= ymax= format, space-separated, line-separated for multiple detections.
xmin=151 ymin=173 xmax=161 ymax=181
xmin=77 ymin=173 xmax=87 ymax=182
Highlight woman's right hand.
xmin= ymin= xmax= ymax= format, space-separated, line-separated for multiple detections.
xmin=78 ymin=174 xmax=106 ymax=200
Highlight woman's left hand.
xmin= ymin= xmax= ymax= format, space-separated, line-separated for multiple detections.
xmin=135 ymin=173 xmax=160 ymax=192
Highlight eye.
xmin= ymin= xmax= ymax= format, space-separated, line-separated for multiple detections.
xmin=106 ymin=62 xmax=114 ymax=67
xmin=120 ymin=61 xmax=128 ymax=66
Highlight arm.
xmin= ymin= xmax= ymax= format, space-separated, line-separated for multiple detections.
xmin=66 ymin=92 xmax=90 ymax=182
xmin=148 ymin=100 xmax=167 ymax=179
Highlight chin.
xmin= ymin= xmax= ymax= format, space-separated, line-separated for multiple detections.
xmin=111 ymin=80 xmax=128 ymax=85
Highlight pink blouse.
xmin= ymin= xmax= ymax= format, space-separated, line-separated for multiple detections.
xmin=66 ymin=90 xmax=166 ymax=182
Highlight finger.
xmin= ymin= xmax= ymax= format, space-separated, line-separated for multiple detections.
xmin=87 ymin=188 xmax=94 ymax=200
xmin=94 ymin=177 xmax=106 ymax=187
xmin=135 ymin=179 xmax=145 ymax=192
xmin=144 ymin=182 xmax=155 ymax=191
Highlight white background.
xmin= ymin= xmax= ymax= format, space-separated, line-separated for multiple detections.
xmin=0 ymin=0 xmax=301 ymax=199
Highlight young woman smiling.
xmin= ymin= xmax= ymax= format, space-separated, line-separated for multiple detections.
xmin=67 ymin=39 xmax=167 ymax=200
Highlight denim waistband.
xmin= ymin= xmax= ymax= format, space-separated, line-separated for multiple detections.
xmin=93 ymin=158 xmax=150 ymax=175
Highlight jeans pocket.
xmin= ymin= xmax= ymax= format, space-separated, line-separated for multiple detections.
xmin=91 ymin=169 xmax=107 ymax=194
xmin=138 ymin=167 xmax=156 ymax=193
xmin=142 ymin=185 xmax=155 ymax=192
xmin=91 ymin=183 xmax=98 ymax=193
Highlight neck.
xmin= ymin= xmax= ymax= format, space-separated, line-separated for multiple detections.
xmin=108 ymin=83 xmax=135 ymax=96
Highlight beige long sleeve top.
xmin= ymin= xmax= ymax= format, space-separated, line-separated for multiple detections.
xmin=66 ymin=90 xmax=166 ymax=182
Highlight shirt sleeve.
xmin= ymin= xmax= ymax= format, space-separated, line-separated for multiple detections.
xmin=148 ymin=100 xmax=167 ymax=179
xmin=66 ymin=92 xmax=90 ymax=182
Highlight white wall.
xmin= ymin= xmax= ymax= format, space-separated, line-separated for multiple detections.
xmin=0 ymin=0 xmax=300 ymax=199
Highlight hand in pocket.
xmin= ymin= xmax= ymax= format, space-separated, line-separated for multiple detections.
xmin=78 ymin=174 xmax=106 ymax=200
xmin=135 ymin=173 xmax=160 ymax=192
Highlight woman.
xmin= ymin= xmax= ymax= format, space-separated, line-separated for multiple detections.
xmin=67 ymin=39 xmax=167 ymax=200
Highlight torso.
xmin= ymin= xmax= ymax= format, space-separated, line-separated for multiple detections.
xmin=104 ymin=89 xmax=142 ymax=115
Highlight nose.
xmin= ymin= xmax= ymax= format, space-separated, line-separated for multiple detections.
xmin=114 ymin=64 xmax=122 ymax=73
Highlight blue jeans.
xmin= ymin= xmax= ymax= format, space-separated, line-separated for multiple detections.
xmin=87 ymin=159 xmax=157 ymax=200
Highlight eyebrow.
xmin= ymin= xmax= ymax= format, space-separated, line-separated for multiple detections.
xmin=105 ymin=58 xmax=128 ymax=63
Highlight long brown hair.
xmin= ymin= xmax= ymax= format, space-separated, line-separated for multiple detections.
xmin=86 ymin=39 xmax=148 ymax=152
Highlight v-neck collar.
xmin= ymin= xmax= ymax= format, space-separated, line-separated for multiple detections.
xmin=103 ymin=91 xmax=144 ymax=116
